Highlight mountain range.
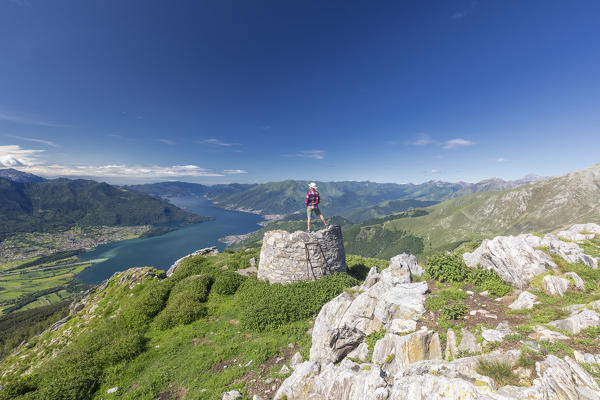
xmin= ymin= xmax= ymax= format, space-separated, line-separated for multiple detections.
xmin=0 ymin=170 xmax=209 ymax=241
xmin=130 ymin=175 xmax=545 ymax=220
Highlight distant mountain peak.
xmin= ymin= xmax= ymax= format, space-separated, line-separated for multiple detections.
xmin=0 ymin=168 xmax=46 ymax=183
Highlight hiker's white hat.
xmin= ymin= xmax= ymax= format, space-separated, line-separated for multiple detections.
xmin=308 ymin=182 xmax=318 ymax=189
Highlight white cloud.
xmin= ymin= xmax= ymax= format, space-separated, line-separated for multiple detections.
xmin=443 ymin=138 xmax=474 ymax=149
xmin=283 ymin=150 xmax=326 ymax=160
xmin=196 ymin=138 xmax=240 ymax=147
xmin=492 ymin=157 xmax=508 ymax=163
xmin=430 ymin=169 xmax=441 ymax=174
xmin=0 ymin=145 xmax=45 ymax=167
xmin=223 ymin=169 xmax=247 ymax=174
xmin=21 ymin=164 xmax=226 ymax=178
xmin=7 ymin=135 xmax=60 ymax=147
xmin=159 ymin=139 xmax=175 ymax=145
xmin=404 ymin=133 xmax=435 ymax=146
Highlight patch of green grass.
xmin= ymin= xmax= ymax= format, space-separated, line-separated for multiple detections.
xmin=345 ymin=255 xmax=388 ymax=281
xmin=475 ymin=359 xmax=517 ymax=387
xmin=366 ymin=330 xmax=386 ymax=353
xmin=440 ymin=302 xmax=467 ymax=321
xmin=384 ymin=353 xmax=395 ymax=364
xmin=539 ymin=340 xmax=574 ymax=357
xmin=517 ymin=345 xmax=536 ymax=368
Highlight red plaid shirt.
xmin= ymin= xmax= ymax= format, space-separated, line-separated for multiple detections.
xmin=305 ymin=190 xmax=320 ymax=207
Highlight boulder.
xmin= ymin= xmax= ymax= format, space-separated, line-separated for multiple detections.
xmin=508 ymin=291 xmax=538 ymax=310
xmin=536 ymin=355 xmax=600 ymax=399
xmin=258 ymin=225 xmax=347 ymax=284
xmin=482 ymin=323 xmax=511 ymax=343
xmin=167 ymin=246 xmax=218 ymax=277
xmin=563 ymin=272 xmax=586 ymax=291
xmin=235 ymin=266 xmax=258 ymax=276
xmin=388 ymin=253 xmax=424 ymax=277
xmin=222 ymin=390 xmax=242 ymax=400
xmin=543 ymin=275 xmax=571 ymax=296
xmin=457 ymin=328 xmax=482 ymax=354
xmin=548 ymin=309 xmax=600 ymax=334
xmin=463 ymin=234 xmax=557 ymax=289
xmin=528 ymin=325 xmax=569 ymax=342
xmin=289 ymin=352 xmax=303 ymax=370
xmin=372 ymin=329 xmax=442 ymax=375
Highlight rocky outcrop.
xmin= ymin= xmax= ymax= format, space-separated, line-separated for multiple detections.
xmin=463 ymin=235 xmax=557 ymax=289
xmin=257 ymin=225 xmax=347 ymax=284
xmin=166 ymin=246 xmax=219 ymax=277
xmin=556 ymin=223 xmax=600 ymax=242
xmin=463 ymin=225 xmax=600 ymax=289
xmin=309 ymin=263 xmax=428 ymax=364
xmin=564 ymin=271 xmax=586 ymax=290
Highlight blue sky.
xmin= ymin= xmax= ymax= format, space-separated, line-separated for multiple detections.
xmin=0 ymin=0 xmax=599 ymax=184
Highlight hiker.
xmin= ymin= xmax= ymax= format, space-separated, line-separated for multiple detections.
xmin=306 ymin=182 xmax=327 ymax=232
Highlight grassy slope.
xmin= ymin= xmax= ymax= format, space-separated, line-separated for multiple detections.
xmin=346 ymin=163 xmax=600 ymax=255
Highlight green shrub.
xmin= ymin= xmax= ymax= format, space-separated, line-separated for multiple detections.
xmin=121 ymin=279 xmax=171 ymax=329
xmin=475 ymin=359 xmax=516 ymax=387
xmin=438 ymin=287 xmax=467 ymax=301
xmin=468 ymin=268 xmax=512 ymax=296
xmin=425 ymin=296 xmax=446 ymax=312
xmin=169 ymin=274 xmax=213 ymax=302
xmin=169 ymin=256 xmax=212 ymax=282
xmin=36 ymin=351 xmax=102 ymax=400
xmin=0 ymin=376 xmax=38 ymax=399
xmin=425 ymin=254 xmax=512 ymax=296
xmin=238 ymin=273 xmax=359 ymax=331
xmin=440 ymin=302 xmax=467 ymax=320
xmin=426 ymin=254 xmax=468 ymax=283
xmin=213 ymin=271 xmax=246 ymax=295
xmin=153 ymin=292 xmax=209 ymax=330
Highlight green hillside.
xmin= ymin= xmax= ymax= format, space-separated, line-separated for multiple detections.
xmin=348 ymin=163 xmax=600 ymax=256
xmin=0 ymin=178 xmax=210 ymax=241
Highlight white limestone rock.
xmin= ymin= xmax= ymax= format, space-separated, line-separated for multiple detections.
xmin=372 ymin=330 xmax=442 ymax=376
xmin=543 ymin=275 xmax=571 ymax=296
xmin=528 ymin=325 xmax=569 ymax=342
xmin=309 ymin=268 xmax=429 ymax=364
xmin=564 ymin=271 xmax=586 ymax=291
xmin=482 ymin=323 xmax=512 ymax=343
xmin=526 ymin=231 xmax=598 ymax=269
xmin=549 ymin=309 xmax=600 ymax=334
xmin=347 ymin=342 xmax=369 ymax=363
xmin=463 ymin=234 xmax=557 ymax=289
xmin=536 ymin=355 xmax=600 ymax=400
xmin=444 ymin=329 xmax=458 ymax=360
xmin=289 ymin=352 xmax=303 ymax=370
xmin=222 ymin=390 xmax=242 ymax=400
xmin=389 ymin=319 xmax=417 ymax=335
xmin=508 ymin=291 xmax=538 ymax=310
xmin=388 ymin=253 xmax=424 ymax=277
xmin=457 ymin=328 xmax=482 ymax=354
xmin=556 ymin=223 xmax=600 ymax=242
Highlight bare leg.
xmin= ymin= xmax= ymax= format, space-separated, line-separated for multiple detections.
xmin=320 ymin=214 xmax=327 ymax=226
xmin=307 ymin=215 xmax=312 ymax=232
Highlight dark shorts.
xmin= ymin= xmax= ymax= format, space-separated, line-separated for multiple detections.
xmin=307 ymin=207 xmax=322 ymax=218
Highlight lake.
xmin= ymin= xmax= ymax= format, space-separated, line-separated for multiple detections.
xmin=77 ymin=197 xmax=263 ymax=284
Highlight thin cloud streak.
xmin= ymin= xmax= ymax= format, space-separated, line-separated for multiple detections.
xmin=443 ymin=138 xmax=474 ymax=149
xmin=404 ymin=133 xmax=435 ymax=146
xmin=492 ymin=157 xmax=509 ymax=163
xmin=0 ymin=108 xmax=65 ymax=127
xmin=196 ymin=138 xmax=240 ymax=147
xmin=223 ymin=169 xmax=247 ymax=174
xmin=283 ymin=149 xmax=326 ymax=160
xmin=7 ymin=135 xmax=60 ymax=148
xmin=159 ymin=139 xmax=176 ymax=145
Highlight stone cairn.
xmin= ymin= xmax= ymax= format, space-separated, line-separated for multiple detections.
xmin=257 ymin=225 xmax=347 ymax=284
